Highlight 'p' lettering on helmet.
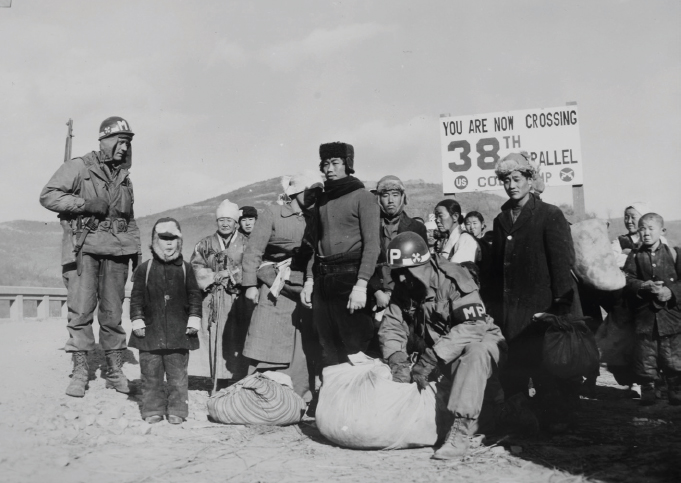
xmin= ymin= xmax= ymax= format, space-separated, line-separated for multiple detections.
xmin=387 ymin=232 xmax=430 ymax=268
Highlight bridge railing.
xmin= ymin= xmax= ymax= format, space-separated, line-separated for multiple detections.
xmin=0 ymin=286 xmax=131 ymax=322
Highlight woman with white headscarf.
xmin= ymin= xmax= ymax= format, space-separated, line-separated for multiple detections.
xmin=191 ymin=199 xmax=250 ymax=391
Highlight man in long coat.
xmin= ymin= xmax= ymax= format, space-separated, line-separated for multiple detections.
xmin=489 ymin=152 xmax=582 ymax=432
xmin=40 ymin=116 xmax=141 ymax=397
xmin=242 ymin=171 xmax=323 ymax=398
xmin=191 ymin=200 xmax=250 ymax=390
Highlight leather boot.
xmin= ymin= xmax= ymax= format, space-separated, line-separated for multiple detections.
xmin=66 ymin=351 xmax=89 ymax=397
xmin=432 ymin=417 xmax=473 ymax=460
xmin=667 ymin=376 xmax=681 ymax=406
xmin=639 ymin=382 xmax=657 ymax=406
xmin=105 ymin=350 xmax=130 ymax=394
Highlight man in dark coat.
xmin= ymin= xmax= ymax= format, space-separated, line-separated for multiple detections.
xmin=301 ymin=142 xmax=381 ymax=368
xmin=489 ymin=152 xmax=582 ymax=432
xmin=129 ymin=218 xmax=202 ymax=423
xmin=369 ymin=175 xmax=428 ymax=312
xmin=40 ymin=116 xmax=142 ymax=397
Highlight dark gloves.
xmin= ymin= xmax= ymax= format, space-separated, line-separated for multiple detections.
xmin=387 ymin=351 xmax=411 ymax=384
xmin=83 ymin=197 xmax=108 ymax=217
xmin=411 ymin=347 xmax=439 ymax=391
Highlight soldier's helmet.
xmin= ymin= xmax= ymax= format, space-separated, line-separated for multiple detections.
xmin=386 ymin=232 xmax=431 ymax=268
xmin=98 ymin=116 xmax=135 ymax=140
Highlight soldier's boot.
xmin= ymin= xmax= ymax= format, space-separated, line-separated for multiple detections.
xmin=639 ymin=382 xmax=657 ymax=406
xmin=667 ymin=376 xmax=681 ymax=406
xmin=432 ymin=417 xmax=474 ymax=461
xmin=105 ymin=349 xmax=130 ymax=394
xmin=66 ymin=351 xmax=89 ymax=398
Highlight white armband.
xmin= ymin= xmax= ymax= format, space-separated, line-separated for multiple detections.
xmin=131 ymin=319 xmax=146 ymax=331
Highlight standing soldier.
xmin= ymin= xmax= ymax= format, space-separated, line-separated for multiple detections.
xmin=301 ymin=142 xmax=381 ymax=368
xmin=40 ymin=116 xmax=141 ymax=397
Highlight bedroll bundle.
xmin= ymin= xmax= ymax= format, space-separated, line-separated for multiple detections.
xmin=315 ymin=358 xmax=449 ymax=450
xmin=207 ymin=372 xmax=306 ymax=425
xmin=541 ymin=314 xmax=600 ymax=379
xmin=571 ymin=219 xmax=625 ymax=291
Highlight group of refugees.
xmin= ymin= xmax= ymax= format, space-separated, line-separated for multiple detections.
xmin=39 ymin=116 xmax=681 ymax=460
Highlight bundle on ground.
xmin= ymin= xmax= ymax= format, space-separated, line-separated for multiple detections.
xmin=315 ymin=358 xmax=449 ymax=450
xmin=207 ymin=373 xmax=305 ymax=425
xmin=540 ymin=314 xmax=600 ymax=379
xmin=571 ymin=218 xmax=625 ymax=291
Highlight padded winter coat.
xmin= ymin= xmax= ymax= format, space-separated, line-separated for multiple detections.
xmin=488 ymin=194 xmax=582 ymax=341
xmin=129 ymin=256 xmax=202 ymax=351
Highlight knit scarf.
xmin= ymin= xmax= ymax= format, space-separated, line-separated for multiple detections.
xmin=323 ymin=175 xmax=365 ymax=201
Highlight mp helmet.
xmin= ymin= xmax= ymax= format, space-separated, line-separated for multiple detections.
xmin=386 ymin=232 xmax=431 ymax=268
xmin=99 ymin=116 xmax=134 ymax=140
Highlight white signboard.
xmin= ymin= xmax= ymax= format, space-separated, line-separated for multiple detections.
xmin=439 ymin=105 xmax=583 ymax=194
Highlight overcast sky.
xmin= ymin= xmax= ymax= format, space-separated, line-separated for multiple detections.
xmin=1 ymin=0 xmax=679 ymax=223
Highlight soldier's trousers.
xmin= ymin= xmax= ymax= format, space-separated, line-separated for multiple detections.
xmin=62 ymin=254 xmax=129 ymax=352
xmin=441 ymin=322 xmax=505 ymax=420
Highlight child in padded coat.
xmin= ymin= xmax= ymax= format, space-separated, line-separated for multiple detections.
xmin=623 ymin=213 xmax=681 ymax=407
xmin=129 ymin=217 xmax=202 ymax=424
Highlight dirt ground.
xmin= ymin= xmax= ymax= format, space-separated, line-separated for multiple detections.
xmin=0 ymin=320 xmax=679 ymax=483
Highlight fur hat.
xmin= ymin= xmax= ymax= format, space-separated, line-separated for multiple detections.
xmin=216 ymin=199 xmax=240 ymax=220
xmin=153 ymin=217 xmax=182 ymax=239
xmin=374 ymin=175 xmax=408 ymax=206
xmin=319 ymin=142 xmax=355 ymax=174
xmin=376 ymin=175 xmax=405 ymax=193
xmin=282 ymin=170 xmax=324 ymax=196
xmin=494 ymin=151 xmax=537 ymax=179
xmin=239 ymin=206 xmax=258 ymax=219
xmin=151 ymin=217 xmax=183 ymax=261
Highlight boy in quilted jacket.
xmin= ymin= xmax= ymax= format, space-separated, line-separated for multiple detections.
xmin=129 ymin=218 xmax=202 ymax=424
xmin=623 ymin=213 xmax=681 ymax=406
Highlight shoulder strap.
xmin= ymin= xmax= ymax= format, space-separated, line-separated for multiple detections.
xmin=145 ymin=259 xmax=153 ymax=286
xmin=144 ymin=259 xmax=186 ymax=286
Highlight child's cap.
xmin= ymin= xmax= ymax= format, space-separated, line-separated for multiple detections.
xmin=155 ymin=219 xmax=182 ymax=240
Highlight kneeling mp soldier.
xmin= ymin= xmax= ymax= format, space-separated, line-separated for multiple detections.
xmin=379 ymin=232 xmax=506 ymax=460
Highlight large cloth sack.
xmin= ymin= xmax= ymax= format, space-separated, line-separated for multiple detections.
xmin=541 ymin=314 xmax=600 ymax=379
xmin=315 ymin=359 xmax=448 ymax=450
xmin=595 ymin=304 xmax=635 ymax=366
xmin=207 ymin=373 xmax=305 ymax=425
xmin=571 ymin=219 xmax=626 ymax=291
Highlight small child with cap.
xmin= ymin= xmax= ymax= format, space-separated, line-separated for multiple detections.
xmin=623 ymin=213 xmax=681 ymax=406
xmin=129 ymin=217 xmax=202 ymax=424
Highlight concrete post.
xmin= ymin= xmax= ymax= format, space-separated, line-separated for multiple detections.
xmin=37 ymin=295 xmax=49 ymax=320
xmin=10 ymin=295 xmax=23 ymax=322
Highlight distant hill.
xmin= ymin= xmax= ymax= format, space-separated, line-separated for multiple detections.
xmin=1 ymin=178 xmax=678 ymax=287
